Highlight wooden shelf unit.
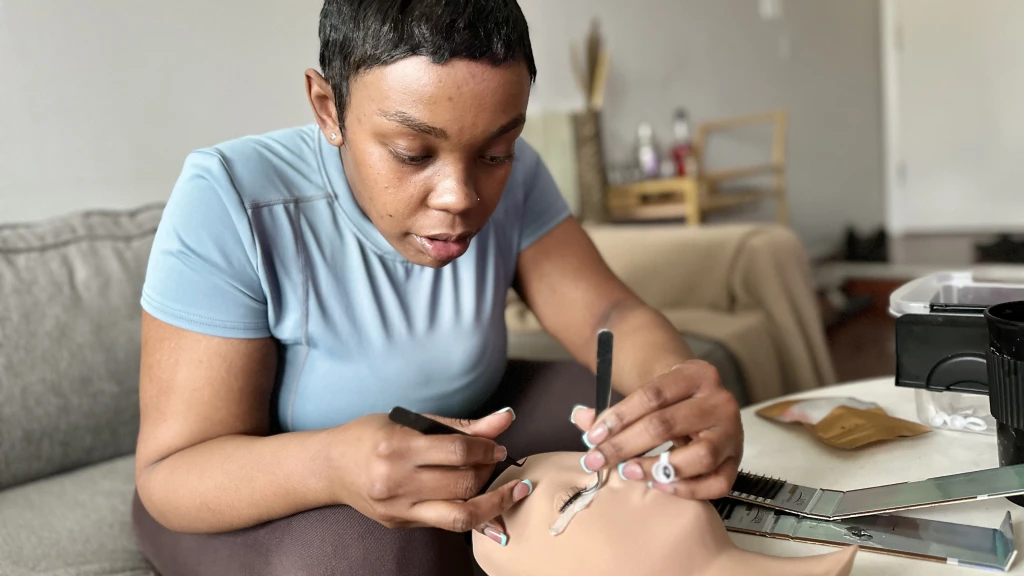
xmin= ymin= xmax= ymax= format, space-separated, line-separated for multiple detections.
xmin=605 ymin=110 xmax=788 ymax=226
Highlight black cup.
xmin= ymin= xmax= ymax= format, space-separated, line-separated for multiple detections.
xmin=986 ymin=301 xmax=1024 ymax=507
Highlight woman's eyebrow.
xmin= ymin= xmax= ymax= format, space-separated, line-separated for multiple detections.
xmin=489 ymin=114 xmax=526 ymax=139
xmin=376 ymin=110 xmax=526 ymax=141
xmin=378 ymin=110 xmax=448 ymax=139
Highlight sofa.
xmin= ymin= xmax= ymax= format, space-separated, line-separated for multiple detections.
xmin=0 ymin=204 xmax=833 ymax=575
xmin=509 ymin=222 xmax=836 ymax=404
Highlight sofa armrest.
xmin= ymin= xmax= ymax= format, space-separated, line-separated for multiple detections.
xmin=580 ymin=222 xmax=765 ymax=311
xmin=505 ymin=222 xmax=834 ymax=402
xmin=506 ymin=223 xmax=765 ymax=333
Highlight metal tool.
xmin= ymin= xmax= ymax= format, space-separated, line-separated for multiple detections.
xmin=388 ymin=406 xmax=524 ymax=467
xmin=715 ymin=499 xmax=1017 ymax=572
xmin=728 ymin=464 xmax=1024 ymax=520
xmin=581 ymin=329 xmax=614 ymax=495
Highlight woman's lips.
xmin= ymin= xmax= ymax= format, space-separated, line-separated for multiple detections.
xmin=414 ymin=234 xmax=472 ymax=262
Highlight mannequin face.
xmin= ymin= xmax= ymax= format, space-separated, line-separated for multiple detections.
xmin=473 ymin=452 xmax=857 ymax=576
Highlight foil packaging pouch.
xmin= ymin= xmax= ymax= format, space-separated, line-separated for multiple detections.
xmin=757 ymin=397 xmax=931 ymax=449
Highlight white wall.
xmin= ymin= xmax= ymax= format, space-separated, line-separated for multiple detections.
xmin=884 ymin=0 xmax=1024 ymax=236
xmin=1 ymin=0 xmax=885 ymax=257
xmin=0 ymin=0 xmax=323 ymax=223
xmin=520 ymin=0 xmax=885 ymax=254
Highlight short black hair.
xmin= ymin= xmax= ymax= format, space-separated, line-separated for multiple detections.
xmin=318 ymin=0 xmax=537 ymax=127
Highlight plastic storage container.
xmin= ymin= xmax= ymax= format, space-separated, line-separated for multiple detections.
xmin=913 ymin=388 xmax=995 ymax=435
xmin=890 ymin=270 xmax=1024 ymax=435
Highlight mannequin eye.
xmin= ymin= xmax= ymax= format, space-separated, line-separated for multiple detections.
xmin=557 ymin=486 xmax=586 ymax=513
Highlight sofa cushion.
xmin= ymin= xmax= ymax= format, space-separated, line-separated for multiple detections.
xmin=0 ymin=205 xmax=162 ymax=491
xmin=661 ymin=308 xmax=781 ymax=404
xmin=0 ymin=455 xmax=153 ymax=576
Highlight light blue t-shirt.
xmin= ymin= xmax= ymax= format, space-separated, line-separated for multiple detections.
xmin=141 ymin=124 xmax=571 ymax=432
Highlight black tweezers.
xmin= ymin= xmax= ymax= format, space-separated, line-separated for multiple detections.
xmin=388 ymin=406 xmax=525 ymax=467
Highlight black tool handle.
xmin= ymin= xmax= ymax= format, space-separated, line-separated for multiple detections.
xmin=388 ymin=406 xmax=523 ymax=466
xmin=389 ymin=406 xmax=466 ymax=436
xmin=595 ymin=329 xmax=614 ymax=416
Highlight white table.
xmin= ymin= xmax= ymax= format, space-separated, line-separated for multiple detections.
xmin=728 ymin=376 xmax=1021 ymax=575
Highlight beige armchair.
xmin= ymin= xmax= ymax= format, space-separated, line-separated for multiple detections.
xmin=505 ymin=223 xmax=836 ymax=404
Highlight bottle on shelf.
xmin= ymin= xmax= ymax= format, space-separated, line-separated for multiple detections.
xmin=635 ymin=121 xmax=661 ymax=179
xmin=670 ymin=108 xmax=697 ymax=177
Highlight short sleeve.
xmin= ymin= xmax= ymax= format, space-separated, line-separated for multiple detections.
xmin=517 ymin=142 xmax=572 ymax=252
xmin=141 ymin=151 xmax=272 ymax=339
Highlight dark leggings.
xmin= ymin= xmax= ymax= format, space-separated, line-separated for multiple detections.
xmin=132 ymin=360 xmax=621 ymax=576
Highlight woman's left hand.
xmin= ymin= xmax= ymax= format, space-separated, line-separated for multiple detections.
xmin=570 ymin=359 xmax=743 ymax=500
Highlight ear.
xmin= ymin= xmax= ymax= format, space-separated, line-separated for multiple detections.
xmin=304 ymin=68 xmax=343 ymax=146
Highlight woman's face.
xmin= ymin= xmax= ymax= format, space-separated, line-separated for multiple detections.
xmin=474 ymin=451 xmax=735 ymax=576
xmin=310 ymin=56 xmax=532 ymax=268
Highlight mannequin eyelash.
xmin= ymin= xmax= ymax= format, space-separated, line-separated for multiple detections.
xmin=558 ymin=486 xmax=586 ymax=513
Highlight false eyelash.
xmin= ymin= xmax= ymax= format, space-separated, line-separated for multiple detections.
xmin=558 ymin=486 xmax=587 ymax=513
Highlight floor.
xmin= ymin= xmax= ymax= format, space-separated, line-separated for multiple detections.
xmin=818 ymin=260 xmax=1024 ymax=383
xmin=824 ymin=278 xmax=907 ymax=383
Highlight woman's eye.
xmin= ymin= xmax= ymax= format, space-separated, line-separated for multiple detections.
xmin=399 ymin=154 xmax=431 ymax=165
xmin=483 ymin=154 xmax=515 ymax=165
xmin=389 ymin=149 xmax=431 ymax=165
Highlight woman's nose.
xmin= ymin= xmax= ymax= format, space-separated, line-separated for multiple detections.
xmin=427 ymin=168 xmax=477 ymax=214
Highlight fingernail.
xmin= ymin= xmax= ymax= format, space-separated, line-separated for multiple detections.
xmin=623 ymin=462 xmax=644 ymax=480
xmin=494 ymin=445 xmax=507 ymax=462
xmin=580 ymin=454 xmax=594 ymax=474
xmin=582 ymin=432 xmax=594 ymax=449
xmin=583 ymin=424 xmax=608 ymax=447
xmin=583 ymin=451 xmax=605 ymax=472
xmin=521 ymin=479 xmax=534 ymax=496
xmin=492 ymin=407 xmax=516 ymax=421
xmin=513 ymin=479 xmax=533 ymax=501
xmin=617 ymin=462 xmax=628 ymax=481
xmin=484 ymin=525 xmax=508 ymax=546
xmin=569 ymin=404 xmax=587 ymax=425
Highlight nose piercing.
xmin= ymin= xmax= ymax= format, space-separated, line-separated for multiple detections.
xmin=652 ymin=450 xmax=677 ymax=484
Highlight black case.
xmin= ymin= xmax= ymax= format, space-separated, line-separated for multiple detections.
xmin=891 ymin=272 xmax=1024 ymax=396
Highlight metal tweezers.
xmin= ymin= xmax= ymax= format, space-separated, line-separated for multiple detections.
xmin=581 ymin=329 xmax=614 ymax=495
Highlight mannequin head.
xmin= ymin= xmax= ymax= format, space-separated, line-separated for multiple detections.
xmin=473 ymin=452 xmax=857 ymax=576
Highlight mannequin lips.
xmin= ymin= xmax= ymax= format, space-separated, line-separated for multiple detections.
xmin=413 ymin=233 xmax=472 ymax=262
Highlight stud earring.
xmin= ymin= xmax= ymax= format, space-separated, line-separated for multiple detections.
xmin=330 ymin=133 xmax=337 ymax=140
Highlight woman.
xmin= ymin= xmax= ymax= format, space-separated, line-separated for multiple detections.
xmin=131 ymin=0 xmax=743 ymax=574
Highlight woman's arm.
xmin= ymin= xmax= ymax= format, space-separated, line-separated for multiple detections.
xmin=134 ymin=312 xmax=342 ymax=533
xmin=513 ymin=218 xmax=693 ymax=395
xmin=135 ymin=312 xmax=529 ymax=535
xmin=515 ymin=217 xmax=742 ymax=500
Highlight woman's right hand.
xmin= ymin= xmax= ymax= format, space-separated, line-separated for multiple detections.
xmin=331 ymin=408 xmax=532 ymax=543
